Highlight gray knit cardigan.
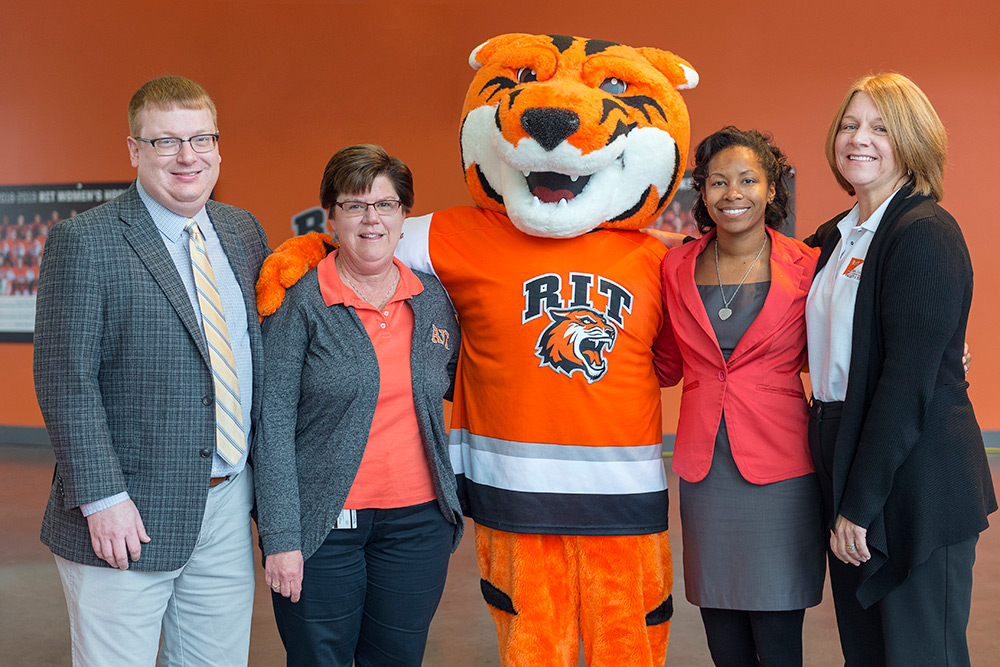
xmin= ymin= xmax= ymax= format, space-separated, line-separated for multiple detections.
xmin=254 ymin=267 xmax=463 ymax=561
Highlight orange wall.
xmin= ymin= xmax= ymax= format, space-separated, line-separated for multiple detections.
xmin=3 ymin=0 xmax=998 ymax=434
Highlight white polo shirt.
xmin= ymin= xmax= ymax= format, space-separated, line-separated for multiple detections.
xmin=806 ymin=190 xmax=900 ymax=402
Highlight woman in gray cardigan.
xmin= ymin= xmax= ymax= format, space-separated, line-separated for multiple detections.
xmin=255 ymin=144 xmax=463 ymax=667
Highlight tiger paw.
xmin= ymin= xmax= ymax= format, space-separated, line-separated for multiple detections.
xmin=256 ymin=232 xmax=333 ymax=320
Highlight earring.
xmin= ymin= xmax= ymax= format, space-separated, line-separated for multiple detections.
xmin=399 ymin=232 xmax=405 ymax=239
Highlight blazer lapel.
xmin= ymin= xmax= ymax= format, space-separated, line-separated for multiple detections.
xmin=863 ymin=184 xmax=921 ymax=265
xmin=118 ymin=184 xmax=210 ymax=365
xmin=208 ymin=202 xmax=254 ymax=308
xmin=208 ymin=202 xmax=266 ymax=428
xmin=729 ymin=229 xmax=807 ymax=362
xmin=675 ymin=232 xmax=728 ymax=360
xmin=815 ymin=212 xmax=849 ymax=274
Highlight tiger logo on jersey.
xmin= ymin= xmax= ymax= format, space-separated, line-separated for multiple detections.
xmin=535 ymin=306 xmax=617 ymax=383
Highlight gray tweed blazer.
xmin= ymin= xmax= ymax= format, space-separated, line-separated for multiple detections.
xmin=34 ymin=182 xmax=269 ymax=571
xmin=254 ymin=267 xmax=463 ymax=562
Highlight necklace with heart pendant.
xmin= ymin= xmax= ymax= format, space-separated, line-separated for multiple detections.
xmin=715 ymin=236 xmax=767 ymax=321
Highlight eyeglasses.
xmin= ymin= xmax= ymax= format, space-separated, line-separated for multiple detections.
xmin=135 ymin=133 xmax=220 ymax=156
xmin=334 ymin=200 xmax=403 ymax=218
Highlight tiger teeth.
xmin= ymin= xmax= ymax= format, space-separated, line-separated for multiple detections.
xmin=521 ymin=171 xmax=584 ymax=181
xmin=558 ymin=199 xmax=569 ymax=208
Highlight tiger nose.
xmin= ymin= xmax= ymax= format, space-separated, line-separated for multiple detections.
xmin=520 ymin=108 xmax=580 ymax=151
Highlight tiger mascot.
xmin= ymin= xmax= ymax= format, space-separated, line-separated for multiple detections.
xmin=258 ymin=33 xmax=697 ymax=667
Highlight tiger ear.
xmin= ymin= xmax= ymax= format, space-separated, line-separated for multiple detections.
xmin=636 ymin=47 xmax=698 ymax=90
xmin=469 ymin=39 xmax=491 ymax=70
xmin=468 ymin=33 xmax=536 ymax=70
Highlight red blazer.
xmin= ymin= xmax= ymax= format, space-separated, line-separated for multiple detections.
xmin=655 ymin=228 xmax=819 ymax=484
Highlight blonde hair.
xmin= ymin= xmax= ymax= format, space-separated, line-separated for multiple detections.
xmin=128 ymin=76 xmax=217 ymax=137
xmin=825 ymin=72 xmax=946 ymax=201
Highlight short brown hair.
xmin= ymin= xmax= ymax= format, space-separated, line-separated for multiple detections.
xmin=128 ymin=75 xmax=217 ymax=137
xmin=319 ymin=144 xmax=414 ymax=218
xmin=825 ymin=72 xmax=947 ymax=201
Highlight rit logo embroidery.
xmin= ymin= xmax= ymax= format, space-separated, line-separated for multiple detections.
xmin=431 ymin=324 xmax=451 ymax=350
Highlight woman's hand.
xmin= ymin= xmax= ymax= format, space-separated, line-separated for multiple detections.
xmin=831 ymin=515 xmax=870 ymax=566
xmin=265 ymin=550 xmax=305 ymax=603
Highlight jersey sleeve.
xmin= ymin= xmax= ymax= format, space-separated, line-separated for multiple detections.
xmin=395 ymin=213 xmax=436 ymax=277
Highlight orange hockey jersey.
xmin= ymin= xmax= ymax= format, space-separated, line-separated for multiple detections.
xmin=397 ymin=207 xmax=670 ymax=535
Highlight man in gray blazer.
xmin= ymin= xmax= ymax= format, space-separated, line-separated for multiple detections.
xmin=33 ymin=75 xmax=269 ymax=666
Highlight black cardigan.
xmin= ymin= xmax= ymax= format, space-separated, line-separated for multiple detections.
xmin=807 ymin=184 xmax=996 ymax=608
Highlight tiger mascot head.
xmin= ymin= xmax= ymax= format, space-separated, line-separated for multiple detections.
xmin=461 ymin=33 xmax=697 ymax=238
xmin=535 ymin=307 xmax=617 ymax=383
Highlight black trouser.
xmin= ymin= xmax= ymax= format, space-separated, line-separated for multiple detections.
xmin=700 ymin=607 xmax=805 ymax=667
xmin=807 ymin=399 xmax=977 ymax=666
xmin=806 ymin=398 xmax=842 ymax=527
xmin=272 ymin=501 xmax=453 ymax=667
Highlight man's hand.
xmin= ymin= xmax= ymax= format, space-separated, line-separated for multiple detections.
xmin=265 ymin=550 xmax=304 ymax=603
xmin=86 ymin=500 xmax=151 ymax=569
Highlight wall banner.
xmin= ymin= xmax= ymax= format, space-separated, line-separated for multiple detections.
xmin=0 ymin=182 xmax=130 ymax=342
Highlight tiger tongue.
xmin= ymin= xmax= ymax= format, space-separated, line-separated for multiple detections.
xmin=525 ymin=171 xmax=590 ymax=203
xmin=532 ymin=186 xmax=576 ymax=203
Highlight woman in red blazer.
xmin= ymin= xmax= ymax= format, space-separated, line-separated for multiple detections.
xmin=654 ymin=128 xmax=824 ymax=667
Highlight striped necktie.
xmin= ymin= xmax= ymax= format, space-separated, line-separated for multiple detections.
xmin=185 ymin=219 xmax=245 ymax=465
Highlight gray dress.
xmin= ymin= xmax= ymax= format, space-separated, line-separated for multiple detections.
xmin=679 ymin=281 xmax=825 ymax=611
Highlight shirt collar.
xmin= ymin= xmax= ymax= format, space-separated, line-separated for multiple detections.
xmin=837 ymin=187 xmax=901 ymax=237
xmin=136 ymin=180 xmax=209 ymax=243
xmin=317 ymin=250 xmax=424 ymax=308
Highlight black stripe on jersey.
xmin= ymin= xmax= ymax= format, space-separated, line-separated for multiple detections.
xmin=460 ymin=477 xmax=669 ymax=536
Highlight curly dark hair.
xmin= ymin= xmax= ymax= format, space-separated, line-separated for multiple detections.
xmin=690 ymin=127 xmax=793 ymax=234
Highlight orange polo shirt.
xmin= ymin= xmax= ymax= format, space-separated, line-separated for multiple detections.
xmin=317 ymin=251 xmax=436 ymax=509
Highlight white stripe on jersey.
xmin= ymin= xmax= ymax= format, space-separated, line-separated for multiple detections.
xmin=449 ymin=428 xmax=667 ymax=495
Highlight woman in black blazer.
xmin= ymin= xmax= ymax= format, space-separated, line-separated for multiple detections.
xmin=805 ymin=73 xmax=996 ymax=666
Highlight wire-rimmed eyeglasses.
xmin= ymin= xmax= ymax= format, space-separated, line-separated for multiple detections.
xmin=334 ymin=200 xmax=403 ymax=218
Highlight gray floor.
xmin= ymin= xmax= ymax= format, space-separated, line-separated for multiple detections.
xmin=1 ymin=445 xmax=997 ymax=666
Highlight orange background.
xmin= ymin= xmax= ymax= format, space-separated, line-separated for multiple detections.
xmin=2 ymin=0 xmax=997 ymax=437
